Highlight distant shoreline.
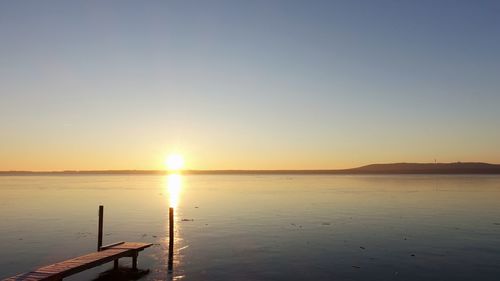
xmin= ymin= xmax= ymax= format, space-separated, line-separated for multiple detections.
xmin=2 ymin=162 xmax=500 ymax=175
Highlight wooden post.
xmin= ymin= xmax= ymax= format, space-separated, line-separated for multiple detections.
xmin=132 ymin=253 xmax=138 ymax=271
xmin=168 ymin=207 xmax=174 ymax=271
xmin=114 ymin=259 xmax=119 ymax=270
xmin=98 ymin=205 xmax=104 ymax=251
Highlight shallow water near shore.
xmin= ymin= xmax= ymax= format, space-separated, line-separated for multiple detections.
xmin=1 ymin=174 xmax=500 ymax=280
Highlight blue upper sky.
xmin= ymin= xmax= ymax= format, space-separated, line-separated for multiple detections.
xmin=1 ymin=0 xmax=499 ymax=170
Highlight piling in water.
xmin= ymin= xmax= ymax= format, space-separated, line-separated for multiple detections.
xmin=168 ymin=207 xmax=174 ymax=271
xmin=98 ymin=205 xmax=104 ymax=251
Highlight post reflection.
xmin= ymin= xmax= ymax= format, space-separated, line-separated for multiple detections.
xmin=166 ymin=173 xmax=182 ymax=274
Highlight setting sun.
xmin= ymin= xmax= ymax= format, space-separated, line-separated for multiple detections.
xmin=166 ymin=154 xmax=184 ymax=171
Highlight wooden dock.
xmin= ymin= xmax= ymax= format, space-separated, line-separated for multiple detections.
xmin=3 ymin=242 xmax=152 ymax=281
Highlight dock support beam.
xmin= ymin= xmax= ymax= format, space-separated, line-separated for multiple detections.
xmin=98 ymin=205 xmax=104 ymax=251
xmin=132 ymin=253 xmax=138 ymax=271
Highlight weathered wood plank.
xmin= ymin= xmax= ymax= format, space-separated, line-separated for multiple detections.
xmin=107 ymin=242 xmax=152 ymax=251
xmin=3 ymin=271 xmax=58 ymax=281
xmin=100 ymin=241 xmax=125 ymax=250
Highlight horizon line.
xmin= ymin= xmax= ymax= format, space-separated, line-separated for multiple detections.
xmin=2 ymin=162 xmax=500 ymax=175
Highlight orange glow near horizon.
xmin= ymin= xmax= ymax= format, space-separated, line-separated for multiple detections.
xmin=3 ymin=147 xmax=500 ymax=171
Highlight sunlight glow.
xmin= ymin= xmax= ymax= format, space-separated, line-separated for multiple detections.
xmin=166 ymin=154 xmax=184 ymax=171
xmin=166 ymin=174 xmax=182 ymax=208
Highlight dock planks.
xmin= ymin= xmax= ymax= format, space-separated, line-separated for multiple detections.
xmin=3 ymin=242 xmax=152 ymax=281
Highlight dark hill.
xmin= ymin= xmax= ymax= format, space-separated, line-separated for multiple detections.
xmin=350 ymin=162 xmax=500 ymax=174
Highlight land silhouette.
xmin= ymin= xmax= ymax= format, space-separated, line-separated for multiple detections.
xmin=2 ymin=162 xmax=500 ymax=175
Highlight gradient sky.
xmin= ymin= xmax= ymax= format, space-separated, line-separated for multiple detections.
xmin=1 ymin=0 xmax=499 ymax=171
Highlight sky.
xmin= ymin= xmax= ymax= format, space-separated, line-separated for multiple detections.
xmin=1 ymin=0 xmax=499 ymax=171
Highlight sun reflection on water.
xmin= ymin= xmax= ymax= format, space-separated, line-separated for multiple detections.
xmin=165 ymin=173 xmax=185 ymax=278
xmin=167 ymin=174 xmax=182 ymax=208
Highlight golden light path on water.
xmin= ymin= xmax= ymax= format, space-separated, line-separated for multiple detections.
xmin=167 ymin=173 xmax=182 ymax=208
xmin=165 ymin=173 xmax=184 ymax=278
xmin=164 ymin=154 xmax=185 ymax=277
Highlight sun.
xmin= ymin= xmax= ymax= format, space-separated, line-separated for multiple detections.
xmin=166 ymin=154 xmax=184 ymax=171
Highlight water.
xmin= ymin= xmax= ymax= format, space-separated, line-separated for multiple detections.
xmin=1 ymin=175 xmax=500 ymax=280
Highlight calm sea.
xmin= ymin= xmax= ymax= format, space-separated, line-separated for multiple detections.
xmin=1 ymin=175 xmax=500 ymax=280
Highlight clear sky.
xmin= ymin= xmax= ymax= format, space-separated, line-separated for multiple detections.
xmin=1 ymin=0 xmax=499 ymax=171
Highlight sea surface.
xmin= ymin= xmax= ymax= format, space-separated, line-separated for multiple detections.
xmin=1 ymin=175 xmax=500 ymax=281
